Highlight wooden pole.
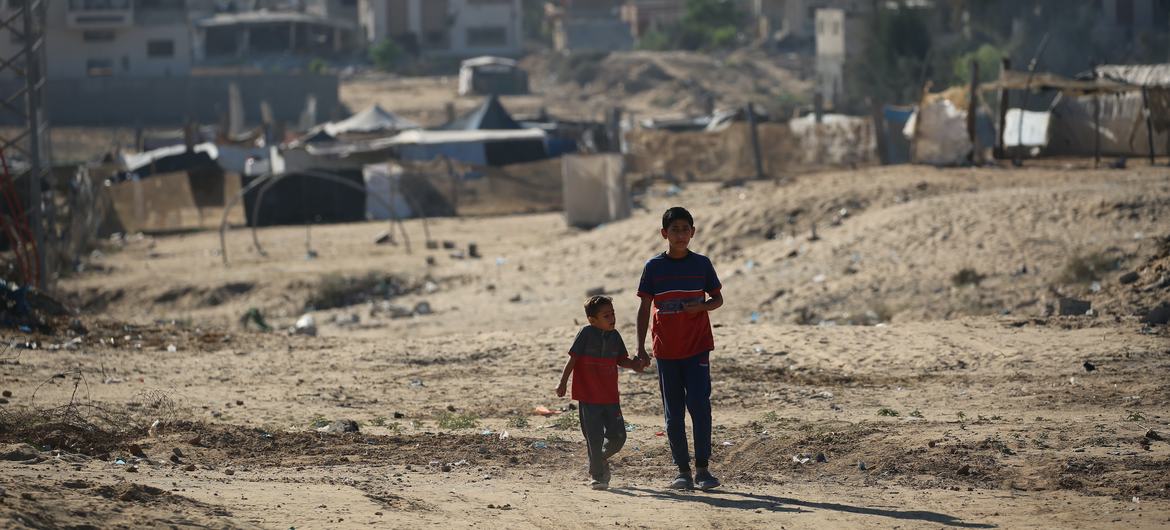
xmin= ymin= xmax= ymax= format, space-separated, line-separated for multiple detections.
xmin=870 ymin=97 xmax=889 ymax=165
xmin=1142 ymin=86 xmax=1156 ymax=165
xmin=1093 ymin=93 xmax=1101 ymax=168
xmin=996 ymin=57 xmax=1011 ymax=159
xmin=967 ymin=58 xmax=979 ymax=164
xmin=746 ymin=102 xmax=765 ymax=180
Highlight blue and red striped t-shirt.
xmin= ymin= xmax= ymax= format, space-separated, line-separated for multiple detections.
xmin=636 ymin=251 xmax=721 ymax=360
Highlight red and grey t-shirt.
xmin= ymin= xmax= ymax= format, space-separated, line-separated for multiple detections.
xmin=568 ymin=325 xmax=629 ymax=404
xmin=636 ymin=251 xmax=721 ymax=360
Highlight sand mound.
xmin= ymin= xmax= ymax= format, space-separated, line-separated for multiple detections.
xmin=521 ymin=49 xmax=811 ymax=116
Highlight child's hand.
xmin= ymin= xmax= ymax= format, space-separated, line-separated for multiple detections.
xmin=556 ymin=382 xmax=567 ymax=397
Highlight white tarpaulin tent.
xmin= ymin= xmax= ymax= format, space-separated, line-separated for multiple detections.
xmin=324 ymin=105 xmax=419 ymax=137
xmin=363 ymin=163 xmax=413 ymax=220
xmin=1003 ymin=109 xmax=1051 ymax=147
xmin=562 ymin=154 xmax=629 ymax=229
xmin=904 ymin=98 xmax=971 ymax=166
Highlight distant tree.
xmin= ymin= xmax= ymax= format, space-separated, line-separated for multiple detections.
xmin=370 ymin=39 xmax=404 ymax=71
xmin=846 ymin=4 xmax=933 ymax=107
xmin=951 ymin=44 xmax=1003 ymax=85
xmin=664 ymin=0 xmax=745 ymax=51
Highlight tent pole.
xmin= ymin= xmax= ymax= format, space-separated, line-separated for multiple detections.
xmin=967 ymin=58 xmax=978 ymax=164
xmin=1142 ymin=87 xmax=1155 ymax=165
xmin=746 ymin=102 xmax=765 ymax=181
xmin=1093 ymin=92 xmax=1101 ymax=169
xmin=996 ymin=57 xmax=1011 ymax=159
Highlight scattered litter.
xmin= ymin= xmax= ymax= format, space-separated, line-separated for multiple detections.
xmin=166 ymin=344 xmax=177 ymax=353
xmin=721 ymin=441 xmax=734 ymax=446
xmin=1057 ymin=297 xmax=1091 ymax=316
xmin=812 ymin=274 xmax=826 ymax=283
xmin=655 ymin=431 xmax=665 ymax=437
xmin=499 ymin=430 xmax=509 ymax=440
xmin=531 ymin=441 xmax=548 ymax=449
xmin=815 ymin=452 xmax=827 ymax=463
xmin=114 ymin=459 xmax=126 ymax=465
xmin=509 ymin=294 xmax=522 ymax=303
xmin=480 ymin=429 xmax=495 ymax=436
xmin=1146 ymin=429 xmax=1164 ymax=441
xmin=374 ymin=230 xmax=395 ymax=245
xmin=750 ymin=311 xmax=759 ymax=324
xmin=423 ymin=281 xmax=439 ymax=294
xmin=453 ymin=459 xmax=468 ymax=466
xmin=148 ymin=420 xmax=161 ymax=437
xmin=857 ymin=461 xmax=867 ymax=471
xmin=533 ymin=406 xmax=561 ymax=416
xmin=1119 ymin=271 xmax=1139 ymax=285
xmin=793 ymin=453 xmax=811 ymax=464
xmin=294 ymin=314 xmax=317 ymax=336
xmin=624 ymin=423 xmax=637 ymax=432
xmin=442 ymin=241 xmax=456 ymax=249
xmin=1083 ymin=361 xmax=1096 ymax=372
xmin=413 ymin=302 xmax=433 ymax=316
xmin=410 ymin=379 xmax=425 ymax=388
xmin=468 ymin=243 xmax=481 ymax=259
xmin=1089 ymin=281 xmax=1101 ymax=293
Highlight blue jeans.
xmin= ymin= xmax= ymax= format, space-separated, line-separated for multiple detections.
xmin=656 ymin=351 xmax=711 ymax=471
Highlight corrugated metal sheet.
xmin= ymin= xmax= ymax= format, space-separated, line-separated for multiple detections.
xmin=1094 ymin=64 xmax=1170 ymax=87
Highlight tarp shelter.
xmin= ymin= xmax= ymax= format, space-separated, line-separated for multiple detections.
xmin=440 ymin=94 xmax=524 ymax=131
xmin=562 ymin=154 xmax=629 ymax=229
xmin=241 ymin=170 xmax=366 ymax=226
xmin=1042 ymin=64 xmax=1170 ymax=157
xmin=1003 ymin=109 xmax=1050 ymax=148
xmin=904 ymin=88 xmax=994 ymax=166
xmin=120 ymin=143 xmax=219 ymax=179
xmin=363 ymin=163 xmax=413 ymax=220
xmin=388 ymin=128 xmax=549 ymax=166
xmin=787 ymin=113 xmax=877 ymax=166
xmin=458 ymin=56 xmax=529 ymax=96
xmin=324 ymin=105 xmax=419 ymax=137
xmin=106 ymin=172 xmax=244 ymax=233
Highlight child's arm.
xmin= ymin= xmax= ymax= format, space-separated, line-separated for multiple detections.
xmin=617 ymin=355 xmax=639 ymax=370
xmin=635 ymin=296 xmax=652 ymax=361
xmin=556 ymin=355 xmax=576 ymax=397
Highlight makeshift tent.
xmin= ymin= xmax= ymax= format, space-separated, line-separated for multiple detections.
xmin=106 ymin=172 xmax=243 ymax=233
xmin=120 ymin=143 xmax=219 ymax=179
xmin=241 ymin=171 xmax=366 ymax=226
xmin=562 ymin=154 xmax=629 ymax=229
xmin=1046 ymin=92 xmax=1170 ymax=156
xmin=904 ymin=88 xmax=994 ymax=166
xmin=458 ymin=56 xmax=529 ymax=96
xmin=363 ymin=163 xmax=413 ymax=220
xmin=440 ymin=94 xmax=523 ymax=131
xmin=324 ymin=105 xmax=419 ymax=137
xmin=389 ymin=129 xmax=549 ymax=166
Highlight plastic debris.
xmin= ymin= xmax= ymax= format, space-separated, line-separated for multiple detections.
xmin=531 ymin=441 xmax=548 ymax=449
xmin=294 ymin=314 xmax=317 ymax=336
xmin=533 ymin=406 xmax=562 ymax=416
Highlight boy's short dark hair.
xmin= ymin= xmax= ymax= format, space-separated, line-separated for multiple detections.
xmin=584 ymin=295 xmax=613 ymax=317
xmin=662 ymin=206 xmax=694 ymax=229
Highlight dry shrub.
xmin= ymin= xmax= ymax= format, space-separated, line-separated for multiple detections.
xmin=1060 ymin=253 xmax=1119 ymax=284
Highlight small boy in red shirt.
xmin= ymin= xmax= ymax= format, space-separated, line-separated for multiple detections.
xmin=556 ymin=295 xmax=647 ymax=490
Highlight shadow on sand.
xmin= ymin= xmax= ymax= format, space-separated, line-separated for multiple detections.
xmin=607 ymin=487 xmax=996 ymax=528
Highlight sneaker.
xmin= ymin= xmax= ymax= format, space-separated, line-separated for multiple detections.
xmin=695 ymin=469 xmax=721 ymax=491
xmin=590 ymin=478 xmax=608 ymax=490
xmin=667 ymin=472 xmax=693 ymax=490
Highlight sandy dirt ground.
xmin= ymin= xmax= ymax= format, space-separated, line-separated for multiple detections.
xmin=2 ymin=165 xmax=1169 ymax=528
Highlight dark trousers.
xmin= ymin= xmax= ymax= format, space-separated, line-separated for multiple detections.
xmin=578 ymin=403 xmax=626 ymax=481
xmin=656 ymin=351 xmax=712 ymax=471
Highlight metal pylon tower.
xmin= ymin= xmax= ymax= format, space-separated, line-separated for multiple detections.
xmin=0 ymin=0 xmax=50 ymax=288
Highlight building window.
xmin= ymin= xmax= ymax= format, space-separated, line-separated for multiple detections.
xmin=467 ymin=26 xmax=507 ymax=47
xmin=147 ymin=39 xmax=174 ymax=58
xmin=86 ymin=58 xmax=114 ymax=77
xmin=82 ymin=30 xmax=115 ymax=42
